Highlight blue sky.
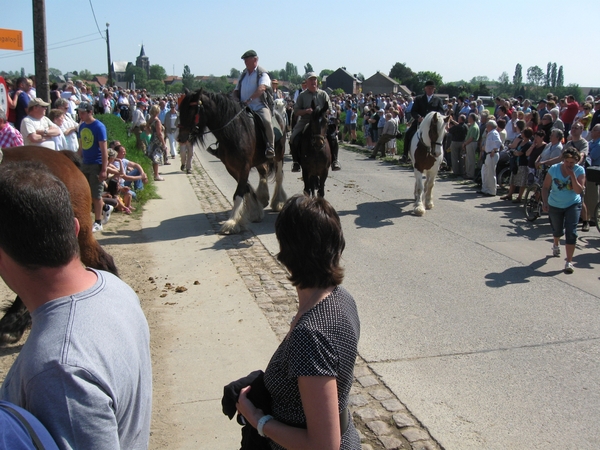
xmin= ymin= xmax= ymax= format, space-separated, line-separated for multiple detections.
xmin=2 ymin=0 xmax=599 ymax=88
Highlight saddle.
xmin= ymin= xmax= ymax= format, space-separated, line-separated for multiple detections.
xmin=245 ymin=108 xmax=283 ymax=145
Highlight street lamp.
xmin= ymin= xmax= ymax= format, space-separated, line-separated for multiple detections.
xmin=106 ymin=23 xmax=113 ymax=87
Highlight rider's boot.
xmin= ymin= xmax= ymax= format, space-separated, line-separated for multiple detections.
xmin=266 ymin=144 xmax=275 ymax=159
xmin=332 ymin=160 xmax=341 ymax=170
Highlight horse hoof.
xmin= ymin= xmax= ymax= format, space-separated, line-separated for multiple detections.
xmin=219 ymin=220 xmax=242 ymax=235
xmin=413 ymin=207 xmax=425 ymax=216
xmin=270 ymin=201 xmax=285 ymax=212
xmin=425 ymin=203 xmax=434 ymax=210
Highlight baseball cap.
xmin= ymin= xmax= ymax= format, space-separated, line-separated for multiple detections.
xmin=77 ymin=102 xmax=93 ymax=112
xmin=28 ymin=98 xmax=50 ymax=108
xmin=304 ymin=72 xmax=318 ymax=81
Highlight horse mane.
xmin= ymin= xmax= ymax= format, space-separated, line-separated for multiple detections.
xmin=192 ymin=90 xmax=254 ymax=147
xmin=419 ymin=112 xmax=438 ymax=147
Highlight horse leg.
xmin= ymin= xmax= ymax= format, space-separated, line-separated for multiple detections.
xmin=255 ymin=165 xmax=270 ymax=208
xmin=413 ymin=170 xmax=426 ymax=216
xmin=244 ymin=184 xmax=264 ymax=223
xmin=318 ymin=172 xmax=328 ymax=198
xmin=424 ymin=171 xmax=436 ymax=210
xmin=270 ymin=160 xmax=287 ymax=211
xmin=0 ymin=297 xmax=30 ymax=345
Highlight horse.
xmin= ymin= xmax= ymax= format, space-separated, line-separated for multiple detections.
xmin=409 ymin=111 xmax=450 ymax=216
xmin=0 ymin=146 xmax=119 ymax=344
xmin=178 ymin=89 xmax=287 ymax=234
xmin=297 ymin=100 xmax=332 ymax=197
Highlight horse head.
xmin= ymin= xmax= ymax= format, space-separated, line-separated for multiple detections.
xmin=309 ymin=100 xmax=328 ymax=150
xmin=178 ymin=88 xmax=208 ymax=146
xmin=424 ymin=112 xmax=449 ymax=157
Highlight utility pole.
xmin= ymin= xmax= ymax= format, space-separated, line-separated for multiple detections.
xmin=32 ymin=0 xmax=49 ymax=103
xmin=106 ymin=23 xmax=113 ymax=87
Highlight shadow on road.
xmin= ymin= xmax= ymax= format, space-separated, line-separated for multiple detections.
xmin=337 ymin=199 xmax=412 ymax=228
xmin=485 ymin=256 xmax=562 ymax=287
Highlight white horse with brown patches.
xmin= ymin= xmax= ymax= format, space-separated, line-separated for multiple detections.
xmin=409 ymin=112 xmax=450 ymax=216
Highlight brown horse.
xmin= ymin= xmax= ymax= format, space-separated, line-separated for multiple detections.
xmin=0 ymin=146 xmax=118 ymax=344
xmin=298 ymin=101 xmax=332 ymax=197
xmin=178 ymin=89 xmax=287 ymax=234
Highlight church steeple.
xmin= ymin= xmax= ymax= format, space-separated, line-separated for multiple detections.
xmin=136 ymin=44 xmax=150 ymax=77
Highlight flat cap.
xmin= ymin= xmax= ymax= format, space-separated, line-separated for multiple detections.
xmin=241 ymin=50 xmax=257 ymax=59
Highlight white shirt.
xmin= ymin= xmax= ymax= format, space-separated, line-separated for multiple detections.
xmin=20 ymin=116 xmax=57 ymax=149
xmin=236 ymin=69 xmax=271 ymax=112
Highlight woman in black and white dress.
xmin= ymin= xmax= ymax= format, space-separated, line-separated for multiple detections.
xmin=236 ymin=195 xmax=361 ymax=450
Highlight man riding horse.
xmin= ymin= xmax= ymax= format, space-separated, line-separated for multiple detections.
xmin=401 ymin=80 xmax=444 ymax=163
xmin=232 ymin=50 xmax=275 ymax=159
xmin=290 ymin=72 xmax=341 ymax=172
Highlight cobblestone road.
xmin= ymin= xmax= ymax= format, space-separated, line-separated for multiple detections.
xmin=187 ymin=157 xmax=443 ymax=450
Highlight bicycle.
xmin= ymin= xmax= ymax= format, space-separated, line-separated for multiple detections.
xmin=586 ymin=166 xmax=600 ymax=232
xmin=524 ymin=166 xmax=548 ymax=222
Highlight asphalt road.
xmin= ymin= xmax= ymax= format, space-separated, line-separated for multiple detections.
xmin=196 ymin=137 xmax=600 ymax=450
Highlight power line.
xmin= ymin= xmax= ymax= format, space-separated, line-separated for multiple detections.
xmin=88 ymin=0 xmax=106 ymax=42
xmin=0 ymin=37 xmax=104 ymax=60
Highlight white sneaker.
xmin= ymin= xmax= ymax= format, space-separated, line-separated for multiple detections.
xmin=102 ymin=205 xmax=114 ymax=225
xmin=552 ymin=245 xmax=560 ymax=257
xmin=92 ymin=222 xmax=103 ymax=233
xmin=564 ymin=261 xmax=574 ymax=274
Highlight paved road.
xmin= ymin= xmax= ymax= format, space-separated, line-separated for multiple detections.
xmin=196 ymin=138 xmax=600 ymax=449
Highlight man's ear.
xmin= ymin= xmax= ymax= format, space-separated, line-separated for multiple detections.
xmin=74 ymin=218 xmax=80 ymax=237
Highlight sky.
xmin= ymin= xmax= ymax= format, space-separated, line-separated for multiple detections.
xmin=2 ymin=0 xmax=599 ymax=89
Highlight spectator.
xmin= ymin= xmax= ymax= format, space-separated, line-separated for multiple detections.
xmin=20 ymin=98 xmax=61 ymax=149
xmin=163 ymin=102 xmax=179 ymax=159
xmin=0 ymin=161 xmax=152 ymax=449
xmin=479 ymin=120 xmax=502 ymax=197
xmin=52 ymin=98 xmax=79 ymax=151
xmin=589 ymin=100 xmax=600 ymax=131
xmin=147 ymin=104 xmax=169 ymax=181
xmin=550 ymin=109 xmax=565 ymax=132
xmin=541 ymin=148 xmax=586 ymax=273
xmin=463 ymin=113 xmax=480 ymax=179
xmin=114 ymin=144 xmax=148 ymax=191
xmin=447 ymin=114 xmax=468 ymax=176
xmin=47 ymin=109 xmax=69 ymax=150
xmin=501 ymin=127 xmax=532 ymax=202
xmin=77 ymin=101 xmax=108 ymax=233
xmin=560 ymin=95 xmax=579 ymax=137
xmin=130 ymin=102 xmax=147 ymax=151
xmin=527 ymin=130 xmax=548 ymax=183
xmin=536 ymin=128 xmax=564 ymax=168
xmin=369 ymin=113 xmax=396 ymax=159
xmin=13 ymin=77 xmax=34 ymax=131
xmin=0 ymin=108 xmax=24 ymax=148
xmin=578 ymin=103 xmax=593 ymax=139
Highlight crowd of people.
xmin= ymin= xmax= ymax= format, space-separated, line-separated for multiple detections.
xmin=0 ymin=76 xmax=196 ymax=233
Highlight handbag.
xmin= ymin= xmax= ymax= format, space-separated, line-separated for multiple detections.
xmin=585 ymin=166 xmax=600 ymax=184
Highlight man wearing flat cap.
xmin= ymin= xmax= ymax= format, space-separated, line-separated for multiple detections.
xmin=233 ymin=50 xmax=276 ymax=159
xmin=290 ymin=72 xmax=341 ymax=171
xmin=401 ymin=80 xmax=444 ymax=163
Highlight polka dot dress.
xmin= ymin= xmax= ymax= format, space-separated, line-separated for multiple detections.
xmin=264 ymin=286 xmax=361 ymax=449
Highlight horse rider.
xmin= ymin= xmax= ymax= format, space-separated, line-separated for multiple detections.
xmin=401 ymin=80 xmax=444 ymax=163
xmin=290 ymin=72 xmax=341 ymax=172
xmin=232 ymin=50 xmax=275 ymax=159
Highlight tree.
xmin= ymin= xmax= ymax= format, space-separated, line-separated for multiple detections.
xmin=125 ymin=65 xmax=147 ymax=89
xmin=78 ymin=69 xmax=93 ymax=81
xmin=405 ymin=71 xmax=443 ymax=94
xmin=319 ymin=69 xmax=333 ymax=78
xmin=526 ymin=66 xmax=545 ymax=86
xmin=389 ymin=62 xmax=414 ymax=83
xmin=557 ymin=66 xmax=564 ymax=87
xmin=166 ymin=82 xmax=184 ymax=94
xmin=498 ymin=71 xmax=510 ymax=85
xmin=470 ymin=76 xmax=489 ymax=84
xmin=48 ymin=67 xmax=63 ymax=82
xmin=284 ymin=62 xmax=298 ymax=80
xmin=230 ymin=68 xmax=240 ymax=79
xmin=149 ymin=64 xmax=167 ymax=81
xmin=304 ymin=63 xmax=314 ymax=74
xmin=551 ymin=63 xmax=557 ymax=88
xmin=182 ymin=65 xmax=195 ymax=90
xmin=146 ymin=79 xmax=165 ymax=95
xmin=513 ymin=63 xmax=522 ymax=87
xmin=545 ymin=62 xmax=552 ymax=87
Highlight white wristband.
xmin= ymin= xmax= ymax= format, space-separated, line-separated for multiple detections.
xmin=257 ymin=414 xmax=273 ymax=437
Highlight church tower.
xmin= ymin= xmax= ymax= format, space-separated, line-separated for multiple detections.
xmin=136 ymin=45 xmax=150 ymax=77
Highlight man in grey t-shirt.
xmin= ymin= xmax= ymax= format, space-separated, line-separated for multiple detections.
xmin=0 ymin=162 xmax=152 ymax=450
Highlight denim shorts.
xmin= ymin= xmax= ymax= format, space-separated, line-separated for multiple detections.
xmin=548 ymin=202 xmax=582 ymax=245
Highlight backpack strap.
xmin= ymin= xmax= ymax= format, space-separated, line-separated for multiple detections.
xmin=0 ymin=403 xmax=47 ymax=450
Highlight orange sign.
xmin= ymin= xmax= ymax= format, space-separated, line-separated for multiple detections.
xmin=0 ymin=29 xmax=23 ymax=51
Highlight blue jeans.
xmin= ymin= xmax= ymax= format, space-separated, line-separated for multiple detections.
xmin=548 ymin=202 xmax=581 ymax=245
xmin=124 ymin=168 xmax=144 ymax=191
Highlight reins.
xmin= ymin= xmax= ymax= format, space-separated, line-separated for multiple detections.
xmin=187 ymin=99 xmax=246 ymax=135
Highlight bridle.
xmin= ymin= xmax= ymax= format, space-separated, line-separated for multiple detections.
xmin=184 ymin=97 xmax=246 ymax=136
